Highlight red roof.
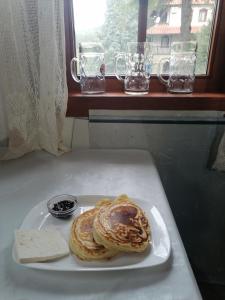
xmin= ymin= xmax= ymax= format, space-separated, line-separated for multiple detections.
xmin=147 ymin=25 xmax=201 ymax=35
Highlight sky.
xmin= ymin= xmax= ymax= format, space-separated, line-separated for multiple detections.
xmin=73 ymin=0 xmax=106 ymax=32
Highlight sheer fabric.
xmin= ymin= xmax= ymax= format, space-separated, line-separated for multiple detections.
xmin=0 ymin=0 xmax=68 ymax=159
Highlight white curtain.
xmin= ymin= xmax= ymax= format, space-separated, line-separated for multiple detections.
xmin=0 ymin=0 xmax=69 ymax=159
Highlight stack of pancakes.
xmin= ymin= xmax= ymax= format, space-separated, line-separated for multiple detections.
xmin=69 ymin=195 xmax=151 ymax=261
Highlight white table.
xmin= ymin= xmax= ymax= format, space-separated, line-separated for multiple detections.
xmin=0 ymin=149 xmax=202 ymax=300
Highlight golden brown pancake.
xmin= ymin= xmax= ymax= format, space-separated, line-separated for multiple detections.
xmin=69 ymin=201 xmax=118 ymax=261
xmin=93 ymin=195 xmax=151 ymax=253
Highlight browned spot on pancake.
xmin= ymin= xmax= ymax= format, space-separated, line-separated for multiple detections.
xmin=109 ymin=206 xmax=138 ymax=227
xmin=80 ymin=216 xmax=94 ymax=233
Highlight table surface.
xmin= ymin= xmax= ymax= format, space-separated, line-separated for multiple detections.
xmin=0 ymin=149 xmax=202 ymax=300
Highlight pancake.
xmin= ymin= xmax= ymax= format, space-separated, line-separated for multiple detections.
xmin=93 ymin=195 xmax=151 ymax=253
xmin=69 ymin=200 xmax=118 ymax=260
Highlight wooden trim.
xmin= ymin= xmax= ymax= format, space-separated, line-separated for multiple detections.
xmin=205 ymin=0 xmax=225 ymax=91
xmin=206 ymin=0 xmax=221 ymax=75
xmin=64 ymin=0 xmax=78 ymax=91
xmin=66 ymin=93 xmax=225 ymax=117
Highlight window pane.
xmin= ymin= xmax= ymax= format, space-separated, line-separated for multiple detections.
xmin=146 ymin=0 xmax=218 ymax=75
xmin=73 ymin=0 xmax=139 ymax=75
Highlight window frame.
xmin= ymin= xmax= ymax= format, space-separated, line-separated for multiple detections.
xmin=64 ymin=0 xmax=225 ymax=117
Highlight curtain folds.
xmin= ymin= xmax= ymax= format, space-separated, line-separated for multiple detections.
xmin=0 ymin=0 xmax=69 ymax=159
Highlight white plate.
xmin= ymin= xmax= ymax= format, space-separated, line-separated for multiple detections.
xmin=13 ymin=195 xmax=171 ymax=271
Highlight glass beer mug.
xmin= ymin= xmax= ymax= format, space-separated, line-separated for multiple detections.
xmin=70 ymin=42 xmax=105 ymax=94
xmin=115 ymin=42 xmax=152 ymax=95
xmin=158 ymin=41 xmax=197 ymax=93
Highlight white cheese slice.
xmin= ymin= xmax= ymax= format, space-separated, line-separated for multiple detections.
xmin=14 ymin=229 xmax=70 ymax=263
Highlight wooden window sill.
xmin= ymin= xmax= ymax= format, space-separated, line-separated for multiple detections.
xmin=66 ymin=92 xmax=225 ymax=117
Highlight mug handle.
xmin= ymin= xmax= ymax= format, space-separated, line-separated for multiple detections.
xmin=115 ymin=53 xmax=125 ymax=81
xmin=97 ymin=63 xmax=106 ymax=80
xmin=158 ymin=58 xmax=170 ymax=86
xmin=70 ymin=57 xmax=80 ymax=83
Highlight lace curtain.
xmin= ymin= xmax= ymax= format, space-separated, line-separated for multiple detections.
xmin=0 ymin=0 xmax=68 ymax=159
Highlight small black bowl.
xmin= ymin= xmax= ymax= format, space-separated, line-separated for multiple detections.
xmin=47 ymin=194 xmax=78 ymax=218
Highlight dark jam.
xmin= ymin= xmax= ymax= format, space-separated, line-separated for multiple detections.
xmin=53 ymin=200 xmax=74 ymax=212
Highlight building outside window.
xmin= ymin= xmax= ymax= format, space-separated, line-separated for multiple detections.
xmin=199 ymin=8 xmax=208 ymax=22
xmin=159 ymin=8 xmax=169 ymax=24
xmin=161 ymin=35 xmax=170 ymax=48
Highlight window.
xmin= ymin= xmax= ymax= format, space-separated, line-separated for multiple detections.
xmin=159 ymin=8 xmax=169 ymax=24
xmin=162 ymin=61 xmax=170 ymax=73
xmin=69 ymin=0 xmax=220 ymax=76
xmin=199 ymin=8 xmax=208 ymax=22
xmin=161 ymin=35 xmax=169 ymax=48
xmin=64 ymin=0 xmax=225 ymax=116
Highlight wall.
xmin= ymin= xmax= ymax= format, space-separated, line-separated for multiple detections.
xmin=72 ymin=110 xmax=225 ymax=285
xmin=191 ymin=5 xmax=214 ymax=26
